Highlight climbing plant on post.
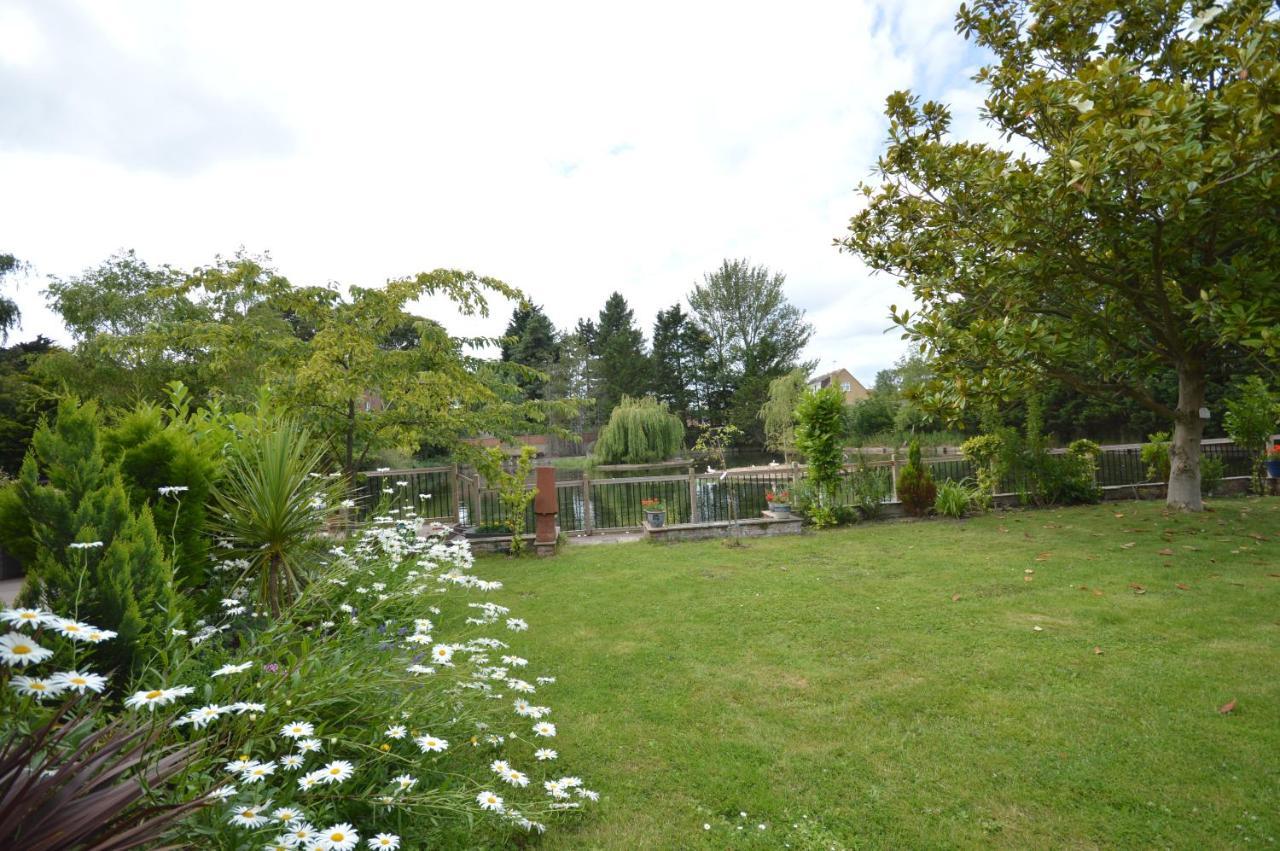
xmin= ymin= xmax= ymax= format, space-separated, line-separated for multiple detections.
xmin=794 ymin=385 xmax=847 ymax=527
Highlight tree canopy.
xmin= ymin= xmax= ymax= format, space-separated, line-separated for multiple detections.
xmin=840 ymin=0 xmax=1280 ymax=510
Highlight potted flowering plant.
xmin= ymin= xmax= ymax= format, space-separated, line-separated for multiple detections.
xmin=765 ymin=489 xmax=791 ymax=516
xmin=1266 ymin=446 xmax=1280 ymax=478
xmin=641 ymin=497 xmax=667 ymax=527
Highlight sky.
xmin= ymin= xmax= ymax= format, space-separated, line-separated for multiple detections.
xmin=0 ymin=0 xmax=996 ymax=385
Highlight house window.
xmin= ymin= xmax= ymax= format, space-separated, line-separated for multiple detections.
xmin=841 ymin=382 xmax=851 ymax=392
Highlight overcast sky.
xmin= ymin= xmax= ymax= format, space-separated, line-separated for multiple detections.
xmin=0 ymin=0 xmax=995 ymax=384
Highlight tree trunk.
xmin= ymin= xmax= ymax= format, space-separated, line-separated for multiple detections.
xmin=345 ymin=399 xmax=355 ymax=479
xmin=1166 ymin=363 xmax=1207 ymax=511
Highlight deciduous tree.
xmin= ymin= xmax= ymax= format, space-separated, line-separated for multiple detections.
xmin=840 ymin=0 xmax=1280 ymax=510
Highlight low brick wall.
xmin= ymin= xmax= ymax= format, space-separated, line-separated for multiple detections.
xmin=464 ymin=533 xmax=536 ymax=554
xmin=643 ymin=514 xmax=803 ymax=543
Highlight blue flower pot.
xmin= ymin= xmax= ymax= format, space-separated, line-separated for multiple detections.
xmin=1266 ymin=459 xmax=1280 ymax=478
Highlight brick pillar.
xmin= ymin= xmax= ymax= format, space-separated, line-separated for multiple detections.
xmin=533 ymin=466 xmax=558 ymax=557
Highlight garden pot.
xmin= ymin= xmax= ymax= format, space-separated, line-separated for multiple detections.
xmin=644 ymin=510 xmax=666 ymax=528
xmin=1266 ymin=459 xmax=1280 ymax=478
xmin=768 ymin=503 xmax=791 ymax=516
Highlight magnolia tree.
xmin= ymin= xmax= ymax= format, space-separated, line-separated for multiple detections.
xmin=840 ymin=0 xmax=1280 ymax=510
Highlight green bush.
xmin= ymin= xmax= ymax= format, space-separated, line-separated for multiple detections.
xmin=933 ymin=479 xmax=972 ymax=518
xmin=1141 ymin=431 xmax=1171 ymax=483
xmin=1200 ymin=455 xmax=1225 ymax=496
xmin=593 ymin=396 xmax=684 ymax=465
xmin=795 ymin=386 xmax=848 ymax=528
xmin=1035 ymin=453 xmax=1101 ymax=505
xmin=847 ymin=458 xmax=892 ymax=520
xmin=3 ymin=397 xmax=182 ymax=673
xmin=897 ymin=440 xmax=936 ymax=516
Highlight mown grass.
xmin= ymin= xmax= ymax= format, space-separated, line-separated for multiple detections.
xmin=484 ymin=497 xmax=1280 ymax=849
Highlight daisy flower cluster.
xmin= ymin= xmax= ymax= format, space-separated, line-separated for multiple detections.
xmin=1 ymin=607 xmax=115 ymax=700
xmin=166 ymin=519 xmax=595 ymax=847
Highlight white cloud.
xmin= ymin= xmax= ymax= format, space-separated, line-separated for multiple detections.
xmin=0 ymin=0 xmax=993 ymax=386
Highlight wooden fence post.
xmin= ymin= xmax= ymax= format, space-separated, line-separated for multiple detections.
xmin=582 ymin=473 xmax=594 ymax=535
xmin=688 ymin=467 xmax=700 ymax=524
xmin=891 ymin=451 xmax=901 ymax=502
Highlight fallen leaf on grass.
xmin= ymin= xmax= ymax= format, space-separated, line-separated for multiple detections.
xmin=1176 ymin=583 xmax=1191 ymax=590
xmin=1035 ymin=552 xmax=1052 ymax=561
xmin=1033 ymin=626 xmax=1043 ymax=632
xmin=1114 ymin=513 xmax=1125 ymax=519
xmin=1249 ymin=533 xmax=1268 ymax=542
xmin=1218 ymin=698 xmax=1237 ymax=715
xmin=1092 ymin=646 xmax=1103 ymax=655
xmin=1129 ymin=583 xmax=1146 ymax=594
xmin=1121 ymin=542 xmax=1136 ymax=549
xmin=1092 ymin=589 xmax=1104 ymax=597
xmin=998 ymin=526 xmax=1009 ymax=533
xmin=1157 ymin=548 xmax=1174 ymax=556
xmin=951 ymin=593 xmax=961 ymax=602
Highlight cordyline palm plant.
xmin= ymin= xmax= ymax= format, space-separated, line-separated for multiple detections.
xmin=0 ymin=698 xmax=205 ymax=850
xmin=214 ymin=419 xmax=332 ymax=616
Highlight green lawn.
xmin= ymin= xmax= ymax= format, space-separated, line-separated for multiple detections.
xmin=484 ymin=498 xmax=1280 ymax=849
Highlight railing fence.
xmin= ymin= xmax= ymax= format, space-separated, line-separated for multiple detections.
xmin=353 ymin=438 xmax=1259 ymax=536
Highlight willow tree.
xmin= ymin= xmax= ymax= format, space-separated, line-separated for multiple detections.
xmin=759 ymin=368 xmax=809 ymax=462
xmin=592 ymin=396 xmax=685 ymax=465
xmin=840 ymin=0 xmax=1280 ymax=511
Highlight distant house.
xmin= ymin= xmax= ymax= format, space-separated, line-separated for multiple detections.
xmin=808 ymin=368 xmax=869 ymax=404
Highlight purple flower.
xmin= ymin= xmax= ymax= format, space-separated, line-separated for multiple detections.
xmin=264 ymin=663 xmax=280 ymax=673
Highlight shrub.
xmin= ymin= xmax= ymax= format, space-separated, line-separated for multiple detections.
xmin=847 ymin=458 xmax=892 ymax=520
xmin=960 ymin=433 xmax=1005 ymax=508
xmin=1200 ymin=455 xmax=1225 ymax=496
xmin=1035 ymin=453 xmax=1101 ymax=505
xmin=593 ymin=396 xmax=684 ymax=465
xmin=475 ymin=445 xmax=539 ymax=555
xmin=795 ymin=386 xmax=848 ymax=528
xmin=897 ymin=440 xmax=936 ymax=516
xmin=1141 ymin=431 xmax=1171 ymax=483
xmin=4 ymin=397 xmax=182 ymax=674
xmin=212 ymin=419 xmax=333 ymax=617
xmin=1223 ymin=376 xmax=1279 ymax=494
xmin=933 ymin=479 xmax=972 ymax=518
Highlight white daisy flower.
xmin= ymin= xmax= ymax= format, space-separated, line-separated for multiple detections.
xmin=1 ymin=608 xmax=53 ymax=630
xmin=124 ymin=685 xmax=192 ymax=710
xmin=415 ymin=735 xmax=448 ymax=753
xmin=507 ymin=679 xmax=535 ymax=694
xmin=489 ymin=759 xmax=510 ymax=775
xmin=280 ymin=720 xmax=315 ymax=739
xmin=271 ymin=806 xmax=303 ymax=823
xmin=212 ymin=661 xmax=254 ymax=677
xmin=406 ymin=664 xmax=435 ymax=675
xmin=505 ymin=618 xmax=528 ymax=632
xmin=0 ymin=631 xmax=54 ymax=666
xmin=367 ymin=833 xmax=400 ymax=850
xmin=476 ymin=790 xmax=504 ymax=812
xmin=241 ymin=761 xmax=277 ymax=783
xmin=176 ymin=704 xmax=227 ymax=729
xmin=282 ymin=822 xmax=317 ymax=844
xmin=230 ymin=701 xmax=267 ymax=714
xmin=503 ymin=768 xmax=529 ymax=788
xmin=296 ymin=738 xmax=322 ymax=753
xmin=280 ymin=754 xmax=305 ymax=770
xmin=68 ymin=541 xmax=104 ymax=549
xmin=157 ymin=485 xmax=189 ymax=496
xmin=501 ymin=655 xmax=528 ymax=667
xmin=9 ymin=675 xmax=64 ymax=699
xmin=318 ymin=759 xmax=354 ymax=783
xmin=532 ymin=722 xmax=557 ymax=737
xmin=320 ymin=823 xmax=359 ymax=851
xmin=576 ymin=788 xmax=600 ymax=801
xmin=534 ymin=748 xmax=558 ymax=761
xmin=297 ymin=773 xmax=321 ymax=792
xmin=385 ymin=724 xmax=407 ymax=739
xmin=544 ymin=779 xmax=569 ymax=799
xmin=84 ymin=628 xmax=116 ymax=643
xmin=207 ymin=784 xmax=237 ymax=800
xmin=430 ymin=644 xmax=454 ymax=664
xmin=230 ymin=803 xmax=271 ymax=828
xmin=392 ymin=774 xmax=417 ymax=792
